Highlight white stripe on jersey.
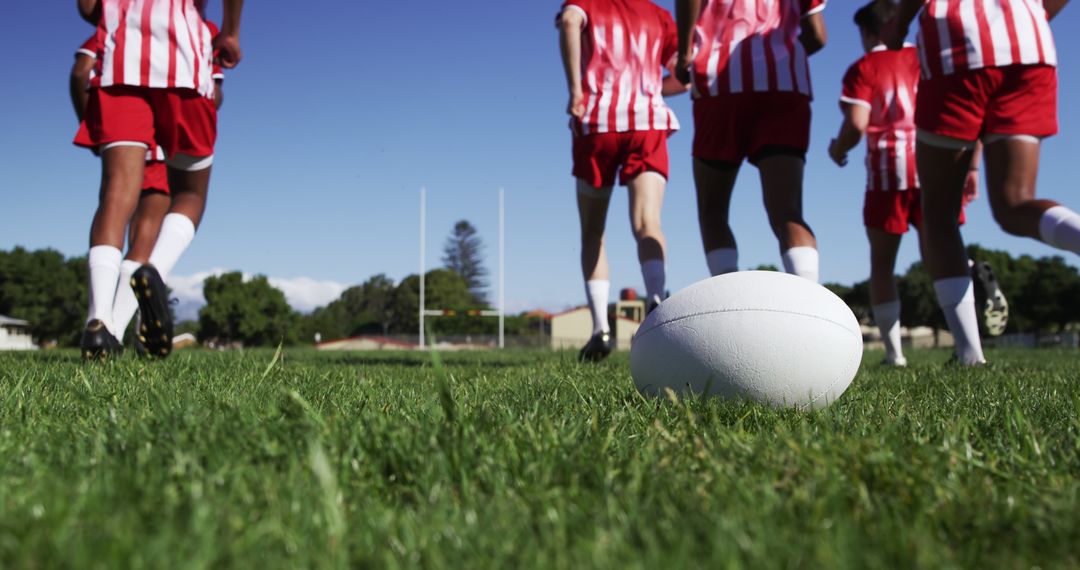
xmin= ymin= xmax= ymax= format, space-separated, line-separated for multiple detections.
xmin=770 ymin=30 xmax=793 ymax=92
xmin=985 ymin=0 xmax=1014 ymax=66
xmin=958 ymin=0 xmax=983 ymax=69
xmin=149 ymin=2 xmax=171 ymax=87
xmin=934 ymin=0 xmax=954 ymax=76
xmin=894 ymin=130 xmax=909 ymax=191
xmin=751 ymin=35 xmax=768 ymax=92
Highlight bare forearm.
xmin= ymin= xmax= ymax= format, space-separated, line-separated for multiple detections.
xmin=221 ymin=0 xmax=243 ymax=37
xmin=70 ymin=77 xmax=89 ymax=122
xmin=834 ymin=119 xmax=864 ymax=154
xmin=675 ymin=0 xmax=701 ymax=60
xmin=1045 ymin=0 xmax=1069 ymax=19
xmin=799 ymin=13 xmax=827 ymax=55
xmin=559 ymin=20 xmax=583 ymax=96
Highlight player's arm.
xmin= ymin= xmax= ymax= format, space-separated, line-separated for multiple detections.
xmin=828 ymin=103 xmax=869 ymax=167
xmin=964 ymin=141 xmax=982 ymax=203
xmin=662 ymin=58 xmax=691 ymax=96
xmin=215 ymin=0 xmax=244 ymax=68
xmin=558 ymin=8 xmax=587 ymax=119
xmin=800 ymin=11 xmax=827 ymax=55
xmin=674 ymin=0 xmax=702 ymax=84
xmin=884 ymin=0 xmax=924 ymax=49
xmin=70 ymin=53 xmax=95 ymax=122
xmin=1044 ymin=0 xmax=1070 ymax=20
xmin=78 ymin=0 xmax=99 ymax=23
xmin=214 ymin=81 xmax=224 ymax=110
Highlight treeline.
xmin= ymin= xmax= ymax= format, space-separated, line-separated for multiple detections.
xmin=824 ymin=245 xmax=1080 ymax=334
xmin=3 ymin=244 xmax=1078 ymax=348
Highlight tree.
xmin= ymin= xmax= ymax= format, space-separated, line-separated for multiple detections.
xmin=442 ymin=220 xmax=488 ymax=304
xmin=360 ymin=273 xmax=396 ymax=335
xmin=393 ymin=269 xmax=484 ymax=334
xmin=0 ymin=247 xmax=87 ymax=346
xmin=198 ymin=272 xmax=297 ymax=347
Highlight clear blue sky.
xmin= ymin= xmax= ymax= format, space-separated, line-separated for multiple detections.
xmin=2 ymin=2 xmax=1078 ymax=314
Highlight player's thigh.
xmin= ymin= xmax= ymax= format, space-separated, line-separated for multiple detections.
xmin=576 ymin=179 xmax=613 ymax=236
xmin=627 ymin=172 xmax=666 ymax=234
xmin=916 ymin=141 xmax=971 ymax=225
xmin=756 ymin=154 xmax=806 ymax=219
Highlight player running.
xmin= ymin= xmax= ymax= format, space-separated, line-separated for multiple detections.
xmin=557 ymin=0 xmax=690 ymax=362
xmin=886 ymin=0 xmax=1072 ymax=365
xmin=827 ymin=1 xmax=978 ymax=366
xmin=75 ymin=0 xmax=243 ymax=360
xmin=674 ymin=0 xmax=828 ymax=282
xmin=71 ymin=27 xmax=225 ymax=355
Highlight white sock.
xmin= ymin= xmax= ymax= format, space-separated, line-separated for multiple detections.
xmin=934 ymin=277 xmax=986 ymax=365
xmin=641 ymin=259 xmax=665 ymax=305
xmin=585 ymin=280 xmax=610 ymax=335
xmin=148 ymin=213 xmax=196 ymax=281
xmin=1039 ymin=206 xmax=1080 ymax=255
xmin=872 ymin=301 xmax=904 ymax=364
xmin=706 ymin=248 xmax=738 ymax=276
xmin=87 ymin=245 xmax=123 ymax=334
xmin=110 ymin=259 xmax=142 ymax=342
xmin=781 ymin=246 xmax=820 ymax=283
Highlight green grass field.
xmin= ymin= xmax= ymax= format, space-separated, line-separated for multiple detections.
xmin=1 ymin=348 xmax=1078 ymax=569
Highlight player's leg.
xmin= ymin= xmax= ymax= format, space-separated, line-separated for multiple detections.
xmin=753 ymin=95 xmax=818 ymax=282
xmin=917 ymin=138 xmax=985 ymax=365
xmin=624 ymin=130 xmax=670 ymax=310
xmin=132 ymin=91 xmax=215 ymax=357
xmin=577 ymin=180 xmax=615 ymax=361
xmin=83 ymin=144 xmax=147 ymax=358
xmin=578 ymin=180 xmax=612 ymax=329
xmin=867 ymin=227 xmax=905 ymax=365
xmin=111 ymin=189 xmax=171 ymax=345
xmin=627 ymin=172 xmax=666 ymax=308
xmin=694 ymin=159 xmax=741 ymax=276
xmin=982 ymin=138 xmax=1080 ymax=255
xmin=757 ymin=153 xmax=819 ymax=282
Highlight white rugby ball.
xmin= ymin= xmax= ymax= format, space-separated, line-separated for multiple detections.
xmin=630 ymin=271 xmax=862 ymax=410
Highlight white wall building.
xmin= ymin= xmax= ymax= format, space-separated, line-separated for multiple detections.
xmin=0 ymin=315 xmax=37 ymax=351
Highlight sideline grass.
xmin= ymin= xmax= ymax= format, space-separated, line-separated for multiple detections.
xmin=1 ymin=348 xmax=1078 ymax=568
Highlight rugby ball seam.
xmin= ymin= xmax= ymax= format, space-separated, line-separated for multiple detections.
xmin=635 ymin=308 xmax=861 ymax=342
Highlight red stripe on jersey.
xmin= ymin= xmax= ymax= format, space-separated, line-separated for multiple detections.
xmin=112 ymin=0 xmax=131 ymax=85
xmin=944 ymin=0 xmax=968 ymax=70
xmin=1000 ymin=0 xmax=1022 ymax=64
xmin=972 ymin=0 xmax=994 ymax=68
xmin=168 ymin=0 xmax=178 ymax=87
xmin=1027 ymin=2 xmax=1047 ymax=63
xmin=139 ymin=0 xmax=154 ymax=85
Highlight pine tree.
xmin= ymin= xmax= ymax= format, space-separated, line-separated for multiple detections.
xmin=442 ymin=220 xmax=488 ymax=304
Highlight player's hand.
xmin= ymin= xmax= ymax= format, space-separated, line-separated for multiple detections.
xmin=963 ymin=169 xmax=980 ymax=204
xmin=828 ymin=139 xmax=848 ymax=167
xmin=567 ymin=91 xmax=585 ymax=119
xmin=214 ymin=34 xmax=243 ymax=68
xmin=674 ymin=55 xmax=692 ymax=85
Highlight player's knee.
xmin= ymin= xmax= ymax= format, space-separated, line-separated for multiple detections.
xmin=990 ymin=204 xmax=1028 ymax=237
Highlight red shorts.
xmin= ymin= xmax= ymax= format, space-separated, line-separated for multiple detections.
xmin=76 ymin=85 xmax=217 ymax=159
xmin=916 ymin=65 xmax=1058 ymax=141
xmin=692 ymin=92 xmax=812 ymax=165
xmin=864 ymin=188 xmax=966 ymax=234
xmin=143 ymin=161 xmax=169 ymax=194
xmin=572 ymin=130 xmax=670 ymax=188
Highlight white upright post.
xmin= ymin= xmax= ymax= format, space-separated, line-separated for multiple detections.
xmin=419 ymin=187 xmax=426 ymax=350
xmin=499 ymin=188 xmax=506 ymax=350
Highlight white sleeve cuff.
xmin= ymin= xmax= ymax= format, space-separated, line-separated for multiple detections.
xmin=212 ymin=73 xmax=225 ymax=80
xmin=76 ymin=49 xmax=97 ymax=59
xmin=840 ymin=95 xmax=871 ymax=109
xmin=560 ymin=5 xmax=588 ymax=27
xmin=804 ymin=1 xmax=826 ymax=17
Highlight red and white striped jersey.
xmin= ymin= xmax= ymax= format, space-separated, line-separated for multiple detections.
xmin=93 ymin=0 xmax=217 ymax=97
xmin=558 ymin=0 xmax=680 ymax=135
xmin=690 ymin=0 xmax=826 ymax=99
xmin=842 ymin=46 xmax=920 ymax=192
xmin=917 ymin=0 xmax=1058 ymax=79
